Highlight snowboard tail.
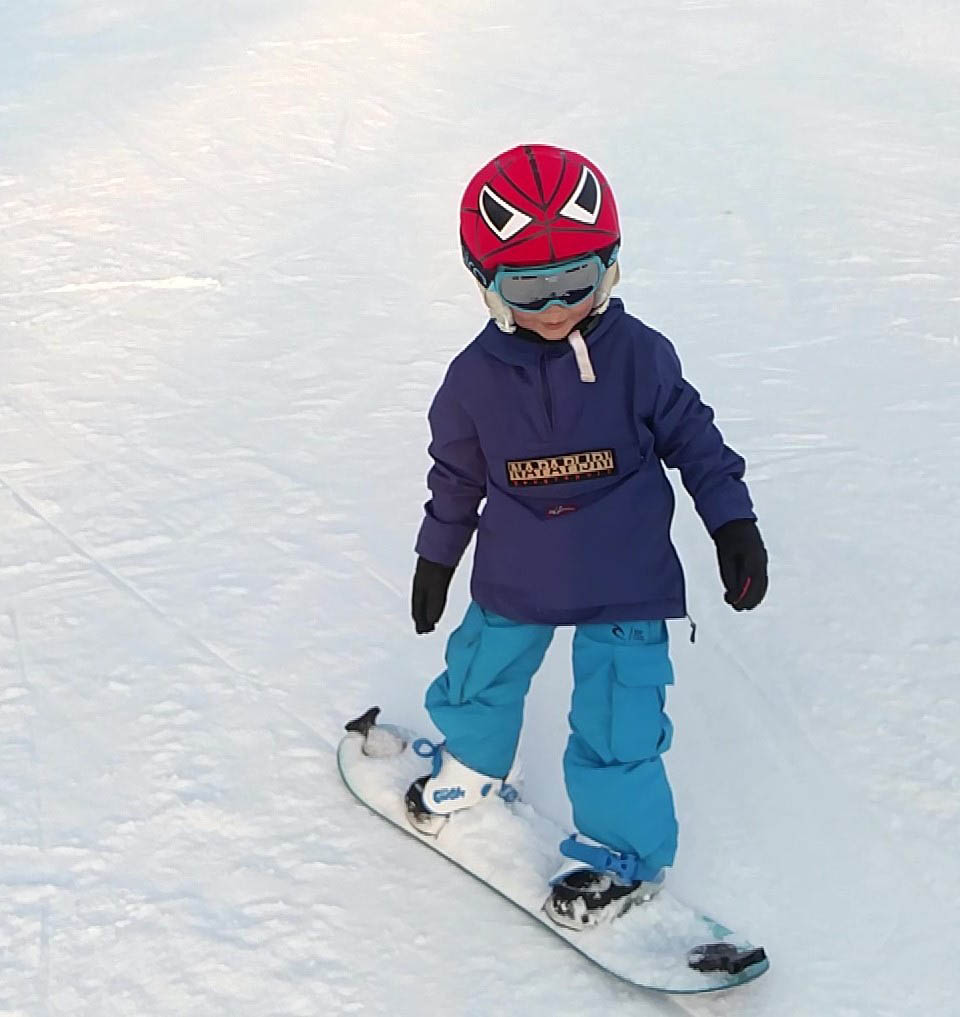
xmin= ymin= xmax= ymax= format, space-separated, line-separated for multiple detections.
xmin=337 ymin=707 xmax=769 ymax=995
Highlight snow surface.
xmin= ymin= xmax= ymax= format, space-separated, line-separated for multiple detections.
xmin=1 ymin=2 xmax=958 ymax=1015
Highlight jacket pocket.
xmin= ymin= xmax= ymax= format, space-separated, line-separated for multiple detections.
xmin=633 ymin=416 xmax=656 ymax=462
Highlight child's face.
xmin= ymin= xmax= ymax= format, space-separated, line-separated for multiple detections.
xmin=512 ymin=296 xmax=594 ymax=341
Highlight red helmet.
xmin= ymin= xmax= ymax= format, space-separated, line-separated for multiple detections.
xmin=460 ymin=144 xmax=620 ymax=287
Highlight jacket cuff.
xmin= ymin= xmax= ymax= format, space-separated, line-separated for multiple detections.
xmin=698 ymin=487 xmax=757 ymax=538
xmin=415 ymin=517 xmax=474 ymax=568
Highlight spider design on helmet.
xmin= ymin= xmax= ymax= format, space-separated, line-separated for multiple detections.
xmin=460 ymin=144 xmax=620 ymax=288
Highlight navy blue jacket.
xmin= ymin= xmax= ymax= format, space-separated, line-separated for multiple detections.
xmin=415 ymin=299 xmax=755 ymax=624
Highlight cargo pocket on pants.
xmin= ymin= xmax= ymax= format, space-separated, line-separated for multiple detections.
xmin=609 ymin=643 xmax=674 ymax=763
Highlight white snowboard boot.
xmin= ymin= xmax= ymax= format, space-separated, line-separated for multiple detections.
xmin=404 ymin=740 xmax=504 ymax=836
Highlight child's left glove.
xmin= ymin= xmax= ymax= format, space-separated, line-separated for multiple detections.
xmin=411 ymin=556 xmax=456 ymax=634
xmin=712 ymin=519 xmax=768 ymax=611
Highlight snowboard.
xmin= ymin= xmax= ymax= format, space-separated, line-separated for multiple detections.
xmin=338 ymin=708 xmax=770 ymax=995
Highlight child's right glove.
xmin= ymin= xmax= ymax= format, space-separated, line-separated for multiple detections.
xmin=712 ymin=519 xmax=768 ymax=611
xmin=411 ymin=556 xmax=456 ymax=634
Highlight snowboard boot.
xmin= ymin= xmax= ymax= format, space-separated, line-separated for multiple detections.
xmin=404 ymin=739 xmax=504 ymax=837
xmin=544 ymin=835 xmax=665 ymax=931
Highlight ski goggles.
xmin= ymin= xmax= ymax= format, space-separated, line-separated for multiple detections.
xmin=492 ymin=255 xmax=605 ymax=313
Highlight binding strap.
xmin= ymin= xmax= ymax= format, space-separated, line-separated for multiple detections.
xmin=559 ymin=835 xmax=661 ymax=884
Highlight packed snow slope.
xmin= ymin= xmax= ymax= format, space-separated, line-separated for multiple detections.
xmin=1 ymin=2 xmax=958 ymax=1015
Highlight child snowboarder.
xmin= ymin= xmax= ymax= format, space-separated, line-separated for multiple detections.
xmin=406 ymin=144 xmax=768 ymax=930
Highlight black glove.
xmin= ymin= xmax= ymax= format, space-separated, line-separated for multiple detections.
xmin=712 ymin=519 xmax=768 ymax=611
xmin=411 ymin=556 xmax=456 ymax=634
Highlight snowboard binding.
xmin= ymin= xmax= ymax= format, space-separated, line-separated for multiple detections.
xmin=546 ymin=869 xmax=661 ymax=930
xmin=545 ymin=835 xmax=665 ymax=931
xmin=404 ymin=739 xmax=508 ymax=838
xmin=404 ymin=774 xmax=449 ymax=837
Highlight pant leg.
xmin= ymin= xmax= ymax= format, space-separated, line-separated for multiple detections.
xmin=564 ymin=619 xmax=678 ymax=873
xmin=424 ymin=601 xmax=555 ymax=778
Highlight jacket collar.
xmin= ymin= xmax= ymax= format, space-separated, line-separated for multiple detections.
xmin=475 ymin=298 xmax=625 ymax=367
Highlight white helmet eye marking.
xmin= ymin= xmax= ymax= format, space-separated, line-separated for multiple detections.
xmin=559 ymin=165 xmax=601 ymax=225
xmin=479 ymin=185 xmax=533 ymax=241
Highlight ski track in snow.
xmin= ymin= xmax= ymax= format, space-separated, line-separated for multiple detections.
xmin=1 ymin=2 xmax=959 ymax=1015
xmin=38 ymin=277 xmax=221 ymax=296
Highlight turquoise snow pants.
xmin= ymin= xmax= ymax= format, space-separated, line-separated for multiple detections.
xmin=424 ymin=602 xmax=678 ymax=874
